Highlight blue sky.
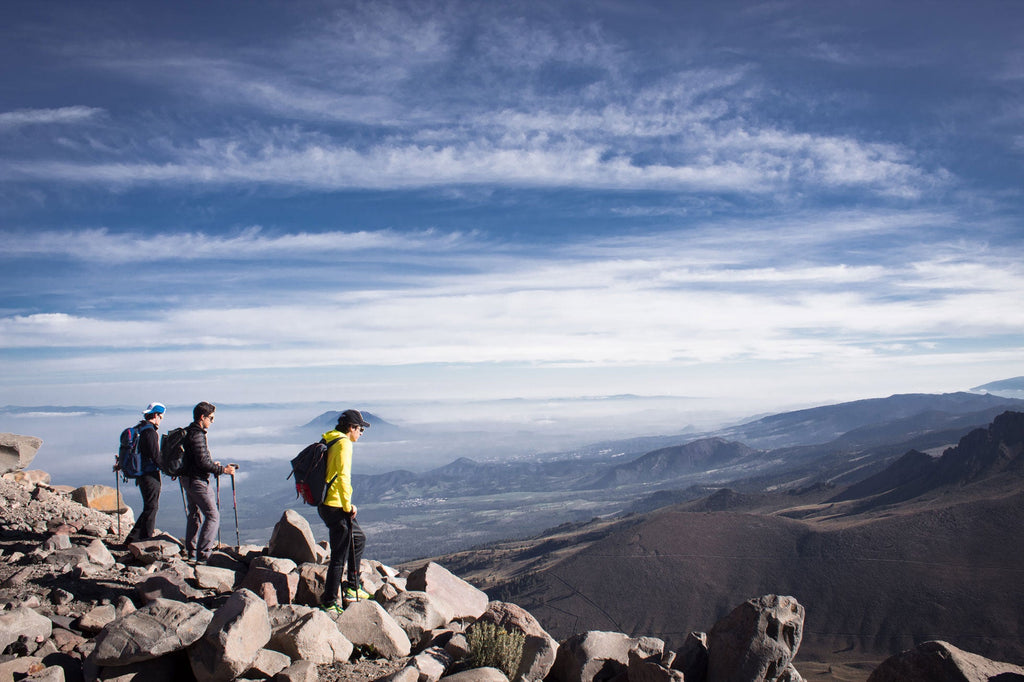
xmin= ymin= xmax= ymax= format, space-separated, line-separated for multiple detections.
xmin=1 ymin=0 xmax=1022 ymax=423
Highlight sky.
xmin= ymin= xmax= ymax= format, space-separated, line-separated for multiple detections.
xmin=1 ymin=0 xmax=1022 ymax=428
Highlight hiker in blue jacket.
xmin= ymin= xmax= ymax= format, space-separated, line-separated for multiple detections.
xmin=124 ymin=402 xmax=165 ymax=543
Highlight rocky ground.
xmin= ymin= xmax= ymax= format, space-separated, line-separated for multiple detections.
xmin=4 ymin=454 xmax=1024 ymax=682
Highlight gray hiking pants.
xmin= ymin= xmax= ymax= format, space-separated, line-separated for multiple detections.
xmin=183 ymin=476 xmax=220 ymax=561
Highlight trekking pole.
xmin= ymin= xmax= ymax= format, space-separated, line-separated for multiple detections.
xmin=348 ymin=515 xmax=359 ymax=602
xmin=179 ymin=478 xmax=188 ymax=515
xmin=215 ymin=474 xmax=222 ymax=547
xmin=113 ymin=466 xmax=121 ymax=538
xmin=229 ymin=464 xmax=240 ymax=547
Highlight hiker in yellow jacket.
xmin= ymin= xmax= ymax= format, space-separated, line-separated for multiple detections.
xmin=318 ymin=408 xmax=373 ymax=613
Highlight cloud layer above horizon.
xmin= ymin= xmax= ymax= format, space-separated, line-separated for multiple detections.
xmin=1 ymin=0 xmax=1022 ymax=414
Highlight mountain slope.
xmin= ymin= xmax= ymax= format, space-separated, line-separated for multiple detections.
xmin=438 ymin=411 xmax=1024 ymax=669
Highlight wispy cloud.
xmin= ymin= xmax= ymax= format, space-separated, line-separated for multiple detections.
xmin=0 ymin=106 xmax=104 ymax=130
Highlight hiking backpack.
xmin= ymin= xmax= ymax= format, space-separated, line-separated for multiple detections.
xmin=288 ymin=436 xmax=342 ymax=506
xmin=116 ymin=424 xmax=154 ymax=479
xmin=159 ymin=426 xmax=189 ymax=478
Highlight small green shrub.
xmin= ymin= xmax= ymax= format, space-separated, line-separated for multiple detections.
xmin=466 ymin=622 xmax=525 ymax=679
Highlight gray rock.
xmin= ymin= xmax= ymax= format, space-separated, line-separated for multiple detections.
xmin=380 ymin=666 xmax=422 ymax=682
xmin=77 ymin=604 xmax=117 ymax=635
xmin=189 ymin=588 xmax=272 ymax=682
xmin=137 ymin=570 xmax=204 ymax=602
xmin=552 ymin=631 xmax=633 ymax=682
xmin=295 ymin=562 xmax=327 ymax=606
xmin=269 ymin=608 xmax=353 ymax=664
xmin=441 ymin=668 xmax=510 ymax=682
xmin=0 ymin=605 xmax=52 ymax=651
xmin=406 ymin=562 xmax=489 ymax=621
xmin=866 ymin=640 xmax=1024 ymax=682
xmin=270 ymin=659 xmax=319 ymax=682
xmin=84 ymin=538 xmax=116 ymax=567
xmin=472 ymin=601 xmax=558 ymax=682
xmin=194 ymin=564 xmax=239 ymax=593
xmin=250 ymin=555 xmax=298 ymax=574
xmin=385 ymin=590 xmax=455 ymax=648
xmin=268 ymin=510 xmax=319 ymax=565
xmin=628 ymin=648 xmax=685 ymax=682
xmin=127 ymin=539 xmax=183 ymax=564
xmin=672 ymin=631 xmax=708 ymax=681
xmin=247 ymin=648 xmax=293 ymax=679
xmin=412 ymin=645 xmax=454 ymax=682
xmin=335 ymin=599 xmax=412 ymax=659
xmin=240 ymin=566 xmax=300 ymax=606
xmin=706 ymin=594 xmax=804 ymax=682
xmin=91 ymin=598 xmax=213 ymax=666
xmin=0 ymin=433 xmax=43 ymax=473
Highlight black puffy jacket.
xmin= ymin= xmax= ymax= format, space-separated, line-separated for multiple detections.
xmin=183 ymin=422 xmax=224 ymax=480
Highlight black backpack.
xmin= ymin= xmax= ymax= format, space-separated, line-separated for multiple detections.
xmin=116 ymin=424 xmax=152 ymax=479
xmin=159 ymin=427 xmax=189 ymax=478
xmin=288 ymin=436 xmax=342 ymax=505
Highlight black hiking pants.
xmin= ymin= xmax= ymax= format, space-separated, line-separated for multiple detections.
xmin=318 ymin=504 xmax=365 ymax=605
xmin=126 ymin=471 xmax=161 ymax=542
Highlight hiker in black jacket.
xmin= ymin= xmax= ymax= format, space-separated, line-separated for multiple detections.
xmin=124 ymin=402 xmax=165 ymax=543
xmin=180 ymin=401 xmax=235 ymax=563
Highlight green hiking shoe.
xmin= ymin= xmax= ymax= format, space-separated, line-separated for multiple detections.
xmin=320 ymin=602 xmax=344 ymax=614
xmin=342 ymin=585 xmax=373 ymax=602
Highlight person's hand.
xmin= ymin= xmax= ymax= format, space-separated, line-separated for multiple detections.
xmin=223 ymin=464 xmax=236 ymax=475
xmin=350 ymin=504 xmax=358 ymax=518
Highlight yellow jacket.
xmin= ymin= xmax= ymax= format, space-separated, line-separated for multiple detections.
xmin=321 ymin=430 xmax=353 ymax=511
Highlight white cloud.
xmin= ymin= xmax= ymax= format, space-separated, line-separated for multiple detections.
xmin=0 ymin=106 xmax=104 ymax=130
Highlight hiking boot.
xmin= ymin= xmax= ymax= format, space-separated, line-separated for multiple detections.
xmin=342 ymin=585 xmax=373 ymax=602
xmin=319 ymin=602 xmax=344 ymax=615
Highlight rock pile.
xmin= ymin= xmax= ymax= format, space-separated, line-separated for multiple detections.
xmin=3 ymin=431 xmax=1024 ymax=682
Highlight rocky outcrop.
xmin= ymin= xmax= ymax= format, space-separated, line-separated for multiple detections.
xmin=2 ymin=446 xmax=1020 ymax=682
xmin=867 ymin=640 xmax=1024 ymax=682
xmin=0 ymin=432 xmax=43 ymax=474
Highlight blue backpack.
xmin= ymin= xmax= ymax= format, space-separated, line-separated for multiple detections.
xmin=117 ymin=423 xmax=156 ymax=479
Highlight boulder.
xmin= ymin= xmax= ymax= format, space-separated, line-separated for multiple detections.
xmin=240 ymin=566 xmax=299 ymax=606
xmin=672 ymin=631 xmax=708 ymax=681
xmin=552 ymin=631 xmax=643 ymax=682
xmin=441 ymin=669 xmax=511 ymax=682
xmin=295 ymin=562 xmax=327 ymax=606
xmin=189 ymin=588 xmax=272 ymax=682
xmin=335 ymin=598 xmax=412 ymax=659
xmin=0 ymin=605 xmax=52 ymax=651
xmin=866 ymin=640 xmax=1024 ymax=682
xmin=381 ymin=667 xmax=422 ymax=682
xmin=406 ymin=561 xmax=489 ymax=620
xmin=385 ymin=590 xmax=456 ymax=648
xmin=269 ymin=608 xmax=353 ymax=664
xmin=71 ymin=484 xmax=127 ymax=513
xmin=412 ymin=645 xmax=454 ymax=682
xmin=270 ymin=659 xmax=318 ymax=682
xmin=137 ymin=570 xmax=204 ymax=602
xmin=4 ymin=469 xmax=51 ymax=486
xmin=250 ymin=555 xmax=298 ymax=574
xmin=628 ymin=648 xmax=685 ymax=682
xmin=471 ymin=601 xmax=558 ymax=682
xmin=127 ymin=539 xmax=183 ymax=564
xmin=77 ymin=604 xmax=117 ymax=635
xmin=84 ymin=538 xmax=116 ymax=567
xmin=0 ymin=432 xmax=43 ymax=473
xmin=94 ymin=650 xmax=194 ymax=682
xmin=247 ymin=648 xmax=292 ymax=679
xmin=194 ymin=564 xmax=239 ymax=593
xmin=267 ymin=510 xmax=319 ymax=565
xmin=91 ymin=598 xmax=213 ymax=666
xmin=706 ymin=594 xmax=804 ymax=682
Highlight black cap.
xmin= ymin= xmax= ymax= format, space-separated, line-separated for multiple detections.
xmin=341 ymin=409 xmax=370 ymax=427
